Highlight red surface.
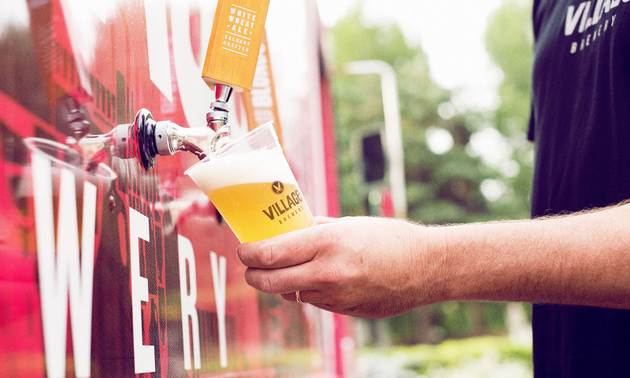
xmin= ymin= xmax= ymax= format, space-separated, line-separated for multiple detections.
xmin=0 ymin=0 xmax=343 ymax=376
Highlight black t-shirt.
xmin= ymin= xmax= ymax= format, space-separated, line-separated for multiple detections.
xmin=529 ymin=0 xmax=630 ymax=376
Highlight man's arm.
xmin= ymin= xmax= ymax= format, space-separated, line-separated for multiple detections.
xmin=444 ymin=202 xmax=630 ymax=309
xmin=235 ymin=203 xmax=630 ymax=319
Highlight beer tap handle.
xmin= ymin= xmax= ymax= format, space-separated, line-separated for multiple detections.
xmin=202 ymin=0 xmax=270 ymax=136
xmin=201 ymin=0 xmax=270 ymax=93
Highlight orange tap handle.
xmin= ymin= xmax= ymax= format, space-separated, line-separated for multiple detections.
xmin=202 ymin=0 xmax=271 ymax=92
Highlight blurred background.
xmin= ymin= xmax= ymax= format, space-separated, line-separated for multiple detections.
xmin=315 ymin=0 xmax=534 ymax=376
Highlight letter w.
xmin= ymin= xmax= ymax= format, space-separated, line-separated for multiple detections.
xmin=32 ymin=153 xmax=96 ymax=378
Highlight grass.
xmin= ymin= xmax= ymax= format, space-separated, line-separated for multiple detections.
xmin=356 ymin=336 xmax=532 ymax=377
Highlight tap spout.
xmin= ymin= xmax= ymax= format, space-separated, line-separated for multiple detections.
xmin=133 ymin=83 xmax=236 ymax=171
xmin=154 ymin=121 xmax=216 ymax=159
xmin=206 ymin=84 xmax=234 ymax=132
xmin=135 ymin=109 xmax=224 ymax=170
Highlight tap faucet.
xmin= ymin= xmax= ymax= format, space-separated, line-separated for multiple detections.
xmin=207 ymin=84 xmax=234 ymax=132
xmin=136 ymin=84 xmax=235 ymax=170
xmin=58 ymin=84 xmax=237 ymax=171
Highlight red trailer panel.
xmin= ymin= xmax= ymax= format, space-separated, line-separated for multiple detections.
xmin=0 ymin=0 xmax=347 ymax=376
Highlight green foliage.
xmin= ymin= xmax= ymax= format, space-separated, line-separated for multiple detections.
xmin=331 ymin=10 xmax=493 ymax=224
xmin=330 ymin=1 xmax=534 ymax=225
xmin=486 ymin=0 xmax=534 ymax=133
xmin=385 ymin=302 xmax=517 ymax=346
xmin=359 ymin=336 xmax=532 ymax=375
xmin=484 ymin=0 xmax=535 ymax=220
xmin=328 ymin=0 xmax=535 ymax=343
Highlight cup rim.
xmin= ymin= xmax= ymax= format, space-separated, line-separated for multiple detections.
xmin=184 ymin=120 xmax=278 ymax=176
xmin=24 ymin=137 xmax=118 ymax=181
xmin=215 ymin=120 xmax=276 ymax=155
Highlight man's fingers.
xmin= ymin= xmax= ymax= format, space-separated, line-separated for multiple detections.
xmin=280 ymin=290 xmax=320 ymax=305
xmin=279 ymin=290 xmax=361 ymax=317
xmin=243 ymin=265 xmax=309 ymax=294
xmin=245 ymin=264 xmax=350 ymax=311
xmin=314 ymin=216 xmax=339 ymax=225
xmin=236 ymin=238 xmax=303 ymax=269
xmin=280 ymin=292 xmax=296 ymax=302
xmin=236 ymin=224 xmax=329 ymax=269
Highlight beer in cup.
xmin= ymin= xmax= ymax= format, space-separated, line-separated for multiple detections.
xmin=185 ymin=122 xmax=316 ymax=242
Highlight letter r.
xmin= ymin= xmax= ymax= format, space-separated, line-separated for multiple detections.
xmin=178 ymin=236 xmax=201 ymax=370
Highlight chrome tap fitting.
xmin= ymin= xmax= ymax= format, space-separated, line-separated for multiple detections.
xmin=206 ymin=84 xmax=234 ymax=139
xmin=135 ymin=109 xmax=217 ymax=170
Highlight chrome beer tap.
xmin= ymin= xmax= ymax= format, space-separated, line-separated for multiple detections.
xmin=135 ymin=0 xmax=270 ymax=170
xmin=135 ymin=84 xmax=235 ymax=170
xmin=134 ymin=0 xmax=270 ymax=171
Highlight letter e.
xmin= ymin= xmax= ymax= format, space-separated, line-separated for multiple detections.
xmin=130 ymin=209 xmax=155 ymax=374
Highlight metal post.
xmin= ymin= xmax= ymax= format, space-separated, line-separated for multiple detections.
xmin=344 ymin=60 xmax=407 ymax=219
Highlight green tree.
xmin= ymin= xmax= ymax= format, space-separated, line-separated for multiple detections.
xmin=331 ymin=10 xmax=494 ymax=225
xmin=484 ymin=0 xmax=535 ymax=220
xmin=329 ymin=0 xmax=535 ymax=345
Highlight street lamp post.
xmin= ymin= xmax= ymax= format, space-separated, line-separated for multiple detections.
xmin=344 ymin=60 xmax=407 ymax=219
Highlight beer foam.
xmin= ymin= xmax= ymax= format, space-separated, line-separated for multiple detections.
xmin=185 ymin=148 xmax=297 ymax=193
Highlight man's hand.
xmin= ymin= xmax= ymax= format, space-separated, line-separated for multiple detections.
xmin=236 ymin=217 xmax=446 ymax=318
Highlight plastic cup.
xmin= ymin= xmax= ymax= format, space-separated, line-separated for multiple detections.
xmin=185 ymin=122 xmax=316 ymax=242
